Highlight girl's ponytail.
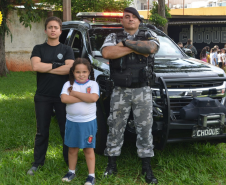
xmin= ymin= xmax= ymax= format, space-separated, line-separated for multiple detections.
xmin=68 ymin=62 xmax=76 ymax=92
xmin=90 ymin=67 xmax=95 ymax=81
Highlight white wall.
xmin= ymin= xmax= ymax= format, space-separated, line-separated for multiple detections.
xmin=5 ymin=10 xmax=47 ymax=71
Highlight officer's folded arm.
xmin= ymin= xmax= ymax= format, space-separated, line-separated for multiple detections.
xmin=124 ymin=40 xmax=159 ymax=55
xmin=49 ymin=59 xmax=74 ymax=75
xmin=102 ymin=45 xmax=133 ymax=59
xmin=31 ymin=57 xmax=52 ymax=73
xmin=31 ymin=57 xmax=74 ymax=75
xmin=102 ymin=39 xmax=159 ymax=59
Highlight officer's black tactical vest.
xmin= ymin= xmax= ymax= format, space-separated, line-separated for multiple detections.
xmin=109 ymin=29 xmax=155 ymax=88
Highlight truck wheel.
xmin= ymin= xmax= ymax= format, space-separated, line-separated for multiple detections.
xmin=95 ymin=100 xmax=108 ymax=155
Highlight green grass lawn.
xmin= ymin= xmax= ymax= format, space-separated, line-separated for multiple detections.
xmin=1 ymin=72 xmax=226 ymax=185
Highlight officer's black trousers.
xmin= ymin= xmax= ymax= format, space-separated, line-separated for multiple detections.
xmin=32 ymin=95 xmax=68 ymax=167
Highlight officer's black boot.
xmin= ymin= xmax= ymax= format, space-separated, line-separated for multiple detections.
xmin=141 ymin=157 xmax=158 ymax=184
xmin=104 ymin=156 xmax=117 ymax=177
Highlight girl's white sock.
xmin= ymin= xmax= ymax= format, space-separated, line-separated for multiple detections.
xmin=69 ymin=169 xmax=75 ymax=174
xmin=89 ymin=173 xmax=95 ymax=177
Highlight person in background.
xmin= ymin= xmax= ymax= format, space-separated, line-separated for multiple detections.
xmin=214 ymin=47 xmax=219 ymax=66
xmin=61 ymin=58 xmax=99 ymax=184
xmin=214 ymin=45 xmax=219 ymax=49
xmin=210 ymin=48 xmax=213 ymax=65
xmin=205 ymin=46 xmax=210 ymax=55
xmin=217 ymin=49 xmax=223 ymax=69
xmin=210 ymin=48 xmax=217 ymax=66
xmin=213 ymin=45 xmax=219 ymax=65
xmin=221 ymin=49 xmax=226 ymax=70
xmin=27 ymin=16 xmax=74 ymax=176
xmin=177 ymin=42 xmax=183 ymax=49
xmin=200 ymin=48 xmax=207 ymax=62
xmin=205 ymin=46 xmax=210 ymax=63
xmin=184 ymin=39 xmax=197 ymax=58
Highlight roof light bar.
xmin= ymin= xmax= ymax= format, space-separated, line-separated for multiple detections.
xmin=103 ymin=13 xmax=123 ymax=16
xmin=76 ymin=12 xmax=123 ymax=18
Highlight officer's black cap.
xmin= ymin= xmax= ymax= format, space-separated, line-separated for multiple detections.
xmin=123 ymin=7 xmax=143 ymax=23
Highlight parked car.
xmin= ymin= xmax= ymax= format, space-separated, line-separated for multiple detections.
xmin=60 ymin=12 xmax=226 ymax=154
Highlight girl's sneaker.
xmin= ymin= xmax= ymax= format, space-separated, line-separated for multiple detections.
xmin=62 ymin=172 xmax=76 ymax=182
xmin=84 ymin=175 xmax=96 ymax=185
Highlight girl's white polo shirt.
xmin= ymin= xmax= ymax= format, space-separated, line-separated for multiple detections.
xmin=61 ymin=80 xmax=99 ymax=122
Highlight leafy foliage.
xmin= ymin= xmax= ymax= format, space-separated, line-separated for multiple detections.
xmin=40 ymin=0 xmax=133 ymax=20
xmin=0 ymin=0 xmax=46 ymax=37
xmin=16 ymin=0 xmax=46 ymax=29
xmin=0 ymin=0 xmax=47 ymax=77
xmin=149 ymin=1 xmax=171 ymax=27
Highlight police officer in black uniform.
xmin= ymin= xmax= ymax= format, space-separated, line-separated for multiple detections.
xmin=27 ymin=16 xmax=74 ymax=175
xmin=101 ymin=7 xmax=160 ymax=184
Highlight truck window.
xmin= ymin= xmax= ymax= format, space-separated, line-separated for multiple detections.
xmin=71 ymin=31 xmax=83 ymax=59
xmin=59 ymin=30 xmax=70 ymax=44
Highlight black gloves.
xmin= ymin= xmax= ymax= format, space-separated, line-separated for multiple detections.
xmin=52 ymin=62 xmax=65 ymax=69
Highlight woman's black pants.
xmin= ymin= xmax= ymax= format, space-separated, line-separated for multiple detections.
xmin=32 ymin=95 xmax=68 ymax=167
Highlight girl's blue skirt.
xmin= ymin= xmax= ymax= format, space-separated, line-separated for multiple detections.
xmin=64 ymin=118 xmax=97 ymax=148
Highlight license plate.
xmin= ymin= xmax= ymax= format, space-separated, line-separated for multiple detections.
xmin=192 ymin=126 xmax=223 ymax=138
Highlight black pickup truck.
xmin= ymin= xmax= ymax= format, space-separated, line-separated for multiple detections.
xmin=59 ymin=12 xmax=226 ymax=154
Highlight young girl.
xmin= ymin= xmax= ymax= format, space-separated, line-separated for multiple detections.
xmin=61 ymin=58 xmax=99 ymax=185
xmin=200 ymin=48 xmax=207 ymax=62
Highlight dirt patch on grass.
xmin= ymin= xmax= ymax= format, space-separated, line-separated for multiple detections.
xmin=3 ymin=146 xmax=28 ymax=153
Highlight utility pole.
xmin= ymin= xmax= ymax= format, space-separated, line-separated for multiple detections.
xmin=147 ymin=0 xmax=149 ymax=19
xmin=183 ymin=0 xmax=184 ymax=15
xmin=63 ymin=0 xmax=71 ymax=21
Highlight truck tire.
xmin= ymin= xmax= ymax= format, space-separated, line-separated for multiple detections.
xmin=95 ymin=100 xmax=108 ymax=155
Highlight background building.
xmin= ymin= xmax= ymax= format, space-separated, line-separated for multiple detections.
xmin=137 ymin=0 xmax=226 ymax=58
xmin=132 ymin=0 xmax=154 ymax=10
xmin=169 ymin=0 xmax=226 ymax=9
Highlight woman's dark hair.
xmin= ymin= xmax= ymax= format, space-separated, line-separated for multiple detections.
xmin=200 ymin=48 xmax=207 ymax=59
xmin=205 ymin=46 xmax=210 ymax=52
xmin=45 ymin=16 xmax=62 ymax=30
xmin=68 ymin=58 xmax=95 ymax=92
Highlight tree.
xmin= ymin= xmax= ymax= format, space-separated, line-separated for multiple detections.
xmin=149 ymin=1 xmax=171 ymax=34
xmin=41 ymin=0 xmax=133 ymax=20
xmin=0 ymin=0 xmax=45 ymax=77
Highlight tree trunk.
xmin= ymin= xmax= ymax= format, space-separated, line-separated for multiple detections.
xmin=158 ymin=0 xmax=165 ymax=18
xmin=0 ymin=34 xmax=9 ymax=77
xmin=163 ymin=22 xmax=168 ymax=35
xmin=0 ymin=0 xmax=10 ymax=77
xmin=158 ymin=0 xmax=168 ymax=35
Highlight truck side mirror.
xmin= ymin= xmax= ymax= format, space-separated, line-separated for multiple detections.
xmin=183 ymin=48 xmax=193 ymax=57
